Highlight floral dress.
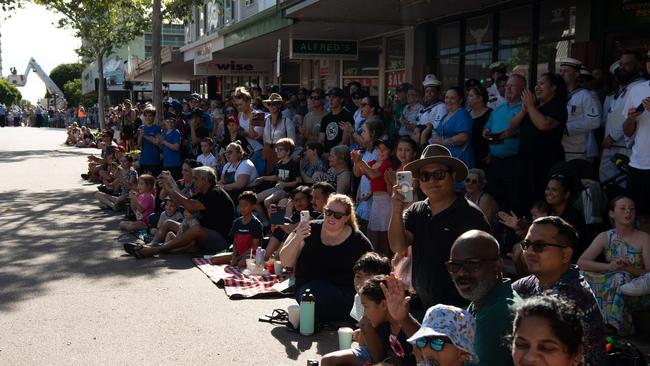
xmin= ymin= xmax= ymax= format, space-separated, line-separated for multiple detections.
xmin=581 ymin=229 xmax=644 ymax=334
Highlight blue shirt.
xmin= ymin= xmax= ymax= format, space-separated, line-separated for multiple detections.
xmin=140 ymin=124 xmax=161 ymax=166
xmin=162 ymin=129 xmax=182 ymax=167
xmin=484 ymin=101 xmax=521 ymax=157
xmin=202 ymin=111 xmax=213 ymax=131
xmin=435 ymin=108 xmax=474 ymax=168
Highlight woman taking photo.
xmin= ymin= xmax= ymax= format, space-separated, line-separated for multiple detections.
xmin=578 ymin=195 xmax=650 ymax=335
xmin=512 ymin=294 xmax=584 ymax=366
xmin=219 ymin=142 xmax=259 ymax=200
xmin=234 ymin=87 xmax=265 ymax=176
xmin=279 ymin=194 xmax=372 ymax=323
xmin=510 ymin=73 xmax=568 ymax=212
xmin=426 ymin=87 xmax=474 ymax=169
xmin=262 ymin=93 xmax=296 ymax=175
xmin=467 ymin=86 xmax=491 ymax=171
xmin=314 ymin=145 xmax=353 ymax=195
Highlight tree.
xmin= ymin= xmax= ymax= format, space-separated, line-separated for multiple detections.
xmin=49 ymin=63 xmax=86 ymax=96
xmin=0 ymin=79 xmax=22 ymax=106
xmin=34 ymin=0 xmax=151 ymax=130
xmin=63 ymin=78 xmax=96 ymax=108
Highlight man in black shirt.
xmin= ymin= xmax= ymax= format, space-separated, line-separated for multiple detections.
xmin=126 ymin=166 xmax=235 ymax=258
xmin=319 ymin=87 xmax=353 ymax=153
xmin=388 ymin=144 xmax=489 ymax=310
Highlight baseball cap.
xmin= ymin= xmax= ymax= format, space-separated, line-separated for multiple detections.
xmin=325 ymin=87 xmax=345 ymax=98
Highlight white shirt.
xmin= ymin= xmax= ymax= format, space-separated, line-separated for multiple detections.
xmin=623 ymin=81 xmax=650 ymax=169
xmin=562 ymin=88 xmax=602 ymax=160
xmin=238 ymin=111 xmax=264 ymax=151
xmin=353 ymin=109 xmax=364 ymax=132
xmin=221 ymin=159 xmax=259 ymax=186
xmin=604 ymin=78 xmax=647 ymax=145
xmin=197 ymin=153 xmax=217 ymax=169
xmin=263 ymin=115 xmax=296 ymax=145
xmin=399 ymin=103 xmax=424 ymax=136
xmin=417 ymin=101 xmax=447 ymax=129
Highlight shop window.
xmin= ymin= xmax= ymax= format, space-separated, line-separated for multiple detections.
xmin=465 ymin=15 xmax=493 ymax=52
xmin=499 ymin=5 xmax=532 ymax=47
xmin=386 ymin=35 xmax=406 ymax=71
xmin=465 ymin=51 xmax=492 ymax=82
xmin=438 ymin=21 xmax=461 ymax=56
xmin=499 ymin=47 xmax=530 ymax=78
xmin=437 ymin=56 xmax=460 ymax=88
xmin=539 ymin=0 xmax=577 ymax=42
xmin=536 ymin=40 xmax=574 ymax=78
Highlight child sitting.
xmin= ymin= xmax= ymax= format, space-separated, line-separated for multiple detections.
xmin=96 ymin=154 xmax=138 ymax=211
xmin=151 ymin=198 xmax=183 ymax=235
xmin=210 ymin=191 xmax=263 ymax=267
xmin=119 ymin=174 xmax=156 ymax=232
xmin=321 ymin=252 xmax=391 ymax=366
xmin=253 ymin=138 xmax=301 ymax=223
xmin=196 ymin=137 xmax=218 ymax=171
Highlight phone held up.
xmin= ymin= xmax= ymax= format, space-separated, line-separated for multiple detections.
xmin=396 ymin=171 xmax=414 ymax=203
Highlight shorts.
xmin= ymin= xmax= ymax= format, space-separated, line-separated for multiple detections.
xmin=627 ymin=166 xmax=650 ymax=215
xmin=197 ymin=228 xmax=227 ymax=254
xmin=351 ymin=346 xmax=373 ymax=366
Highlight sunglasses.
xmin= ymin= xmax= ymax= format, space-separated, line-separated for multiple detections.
xmin=309 ymin=95 xmax=321 ymax=100
xmin=225 ymin=110 xmax=236 ymax=114
xmin=419 ymin=168 xmax=452 ymax=182
xmin=520 ymin=239 xmax=569 ymax=253
xmin=274 ymin=147 xmax=287 ymax=152
xmin=415 ymin=337 xmax=449 ymax=351
xmin=224 ymin=150 xmax=235 ymax=155
xmin=464 ymin=178 xmax=478 ymax=184
xmin=446 ymin=258 xmax=498 ymax=273
xmin=324 ymin=208 xmax=347 ymax=220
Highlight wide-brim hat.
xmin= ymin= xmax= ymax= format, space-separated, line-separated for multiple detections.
xmin=422 ymin=74 xmax=442 ymax=88
xmin=403 ymin=144 xmax=468 ymax=183
xmin=407 ymin=304 xmax=478 ymax=363
xmin=262 ymin=93 xmax=285 ymax=109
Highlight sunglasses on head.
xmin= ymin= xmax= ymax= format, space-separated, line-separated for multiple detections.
xmin=415 ymin=337 xmax=449 ymax=351
xmin=324 ymin=208 xmax=347 ymax=220
xmin=520 ymin=239 xmax=569 ymax=253
xmin=419 ymin=168 xmax=452 ymax=182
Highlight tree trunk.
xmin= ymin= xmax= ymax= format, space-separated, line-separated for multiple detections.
xmin=152 ymin=0 xmax=162 ymax=126
xmin=97 ymin=52 xmax=106 ymax=131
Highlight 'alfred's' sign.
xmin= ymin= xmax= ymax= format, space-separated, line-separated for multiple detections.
xmin=194 ymin=60 xmax=271 ymax=76
xmin=290 ymin=38 xmax=358 ymax=60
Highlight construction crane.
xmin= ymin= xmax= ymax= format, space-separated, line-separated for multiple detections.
xmin=6 ymin=58 xmax=67 ymax=110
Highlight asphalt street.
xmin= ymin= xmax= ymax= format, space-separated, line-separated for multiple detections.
xmin=0 ymin=127 xmax=337 ymax=365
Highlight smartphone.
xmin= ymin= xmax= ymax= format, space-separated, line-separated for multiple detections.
xmin=636 ymin=103 xmax=645 ymax=113
xmin=396 ymin=171 xmax=414 ymax=203
xmin=270 ymin=204 xmax=285 ymax=225
xmin=300 ymin=210 xmax=311 ymax=223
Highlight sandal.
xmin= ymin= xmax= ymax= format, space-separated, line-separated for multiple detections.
xmin=123 ymin=243 xmax=143 ymax=256
xmin=258 ymin=309 xmax=289 ymax=326
xmin=132 ymin=247 xmax=147 ymax=259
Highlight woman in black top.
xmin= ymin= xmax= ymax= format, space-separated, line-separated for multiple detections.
xmin=510 ymin=73 xmax=568 ymax=214
xmin=467 ymin=86 xmax=492 ymax=171
xmin=279 ymin=194 xmax=372 ymax=323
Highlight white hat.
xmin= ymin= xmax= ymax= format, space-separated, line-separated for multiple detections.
xmin=559 ymin=57 xmax=582 ymax=69
xmin=609 ymin=61 xmax=620 ymax=74
xmin=579 ymin=66 xmax=593 ymax=79
xmin=422 ymin=74 xmax=442 ymax=88
xmin=489 ymin=61 xmax=507 ymax=71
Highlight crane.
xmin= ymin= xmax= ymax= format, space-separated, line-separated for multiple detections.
xmin=6 ymin=58 xmax=67 ymax=110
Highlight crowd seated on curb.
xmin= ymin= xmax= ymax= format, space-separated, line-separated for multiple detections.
xmin=73 ymin=50 xmax=650 ymax=365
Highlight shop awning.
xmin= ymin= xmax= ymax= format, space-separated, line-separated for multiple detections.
xmin=126 ymin=47 xmax=194 ymax=83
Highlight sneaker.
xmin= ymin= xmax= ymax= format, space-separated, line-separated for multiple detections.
xmin=620 ymin=272 xmax=650 ymax=296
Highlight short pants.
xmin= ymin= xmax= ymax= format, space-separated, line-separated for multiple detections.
xmin=351 ymin=345 xmax=373 ymax=366
xmin=197 ymin=228 xmax=228 ymax=254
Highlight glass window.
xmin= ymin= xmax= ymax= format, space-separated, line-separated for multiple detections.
xmin=437 ymin=56 xmax=460 ymax=88
xmin=539 ymin=0 xmax=577 ymax=41
xmin=465 ymin=15 xmax=492 ymax=52
xmin=499 ymin=5 xmax=532 ymax=46
xmin=386 ymin=35 xmax=406 ymax=71
xmin=465 ymin=51 xmax=492 ymax=82
xmin=343 ymin=49 xmax=380 ymax=77
xmin=499 ymin=47 xmax=530 ymax=78
xmin=537 ymin=40 xmax=574 ymax=78
xmin=438 ymin=22 xmax=460 ymax=56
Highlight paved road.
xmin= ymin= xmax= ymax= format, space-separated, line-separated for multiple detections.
xmin=0 ymin=127 xmax=337 ymax=365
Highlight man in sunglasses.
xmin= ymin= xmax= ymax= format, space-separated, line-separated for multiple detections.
xmin=448 ymin=230 xmax=520 ymax=366
xmin=512 ymin=216 xmax=605 ymax=366
xmin=389 ymin=144 xmax=490 ymax=312
xmin=301 ymin=88 xmax=326 ymax=145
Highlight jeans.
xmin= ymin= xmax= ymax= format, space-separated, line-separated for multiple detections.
xmin=295 ymin=280 xmax=356 ymax=323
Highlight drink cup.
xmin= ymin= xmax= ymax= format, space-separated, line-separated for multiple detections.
xmin=246 ymin=258 xmax=256 ymax=272
xmin=274 ymin=261 xmax=283 ymax=275
xmin=338 ymin=327 xmax=354 ymax=350
xmin=287 ymin=304 xmax=300 ymax=329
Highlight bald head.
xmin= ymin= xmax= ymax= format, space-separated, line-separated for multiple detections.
xmin=450 ymin=230 xmax=500 ymax=260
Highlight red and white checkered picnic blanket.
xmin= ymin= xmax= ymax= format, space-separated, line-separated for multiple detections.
xmin=192 ymin=258 xmax=292 ymax=299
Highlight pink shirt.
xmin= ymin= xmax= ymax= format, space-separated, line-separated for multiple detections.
xmin=136 ymin=193 xmax=155 ymax=226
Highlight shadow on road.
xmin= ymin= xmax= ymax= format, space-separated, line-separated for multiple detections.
xmin=270 ymin=326 xmax=338 ymax=360
xmin=0 ymin=188 xmax=193 ymax=311
xmin=0 ymin=148 xmax=92 ymax=163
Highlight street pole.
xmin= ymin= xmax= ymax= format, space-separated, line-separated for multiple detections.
xmin=277 ymin=39 xmax=282 ymax=94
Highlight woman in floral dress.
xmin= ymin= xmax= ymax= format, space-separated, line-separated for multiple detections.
xmin=578 ymin=195 xmax=650 ymax=334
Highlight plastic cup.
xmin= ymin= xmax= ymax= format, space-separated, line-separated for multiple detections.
xmin=245 ymin=258 xmax=256 ymax=272
xmin=338 ymin=327 xmax=354 ymax=350
xmin=287 ymin=304 xmax=300 ymax=329
xmin=274 ymin=261 xmax=282 ymax=275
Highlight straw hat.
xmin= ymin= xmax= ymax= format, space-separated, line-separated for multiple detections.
xmin=403 ymin=144 xmax=468 ymax=183
xmin=262 ymin=93 xmax=285 ymax=109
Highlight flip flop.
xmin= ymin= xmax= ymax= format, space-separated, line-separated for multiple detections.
xmin=258 ymin=309 xmax=289 ymax=326
xmin=132 ymin=247 xmax=147 ymax=259
xmin=123 ymin=243 xmax=143 ymax=256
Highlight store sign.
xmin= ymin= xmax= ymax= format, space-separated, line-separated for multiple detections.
xmin=195 ymin=43 xmax=213 ymax=65
xmin=290 ymin=38 xmax=358 ymax=60
xmin=194 ymin=60 xmax=271 ymax=76
xmin=386 ymin=70 xmax=406 ymax=88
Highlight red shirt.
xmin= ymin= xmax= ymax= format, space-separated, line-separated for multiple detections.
xmin=367 ymin=160 xmax=391 ymax=193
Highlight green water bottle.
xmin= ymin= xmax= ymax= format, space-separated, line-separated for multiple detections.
xmin=299 ymin=289 xmax=315 ymax=336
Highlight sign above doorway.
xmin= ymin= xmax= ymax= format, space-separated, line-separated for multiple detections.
xmin=290 ymin=38 xmax=358 ymax=60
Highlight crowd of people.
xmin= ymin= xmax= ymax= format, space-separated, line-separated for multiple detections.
xmin=69 ymin=49 xmax=650 ymax=366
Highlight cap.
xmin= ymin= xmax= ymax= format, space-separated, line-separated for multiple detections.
xmin=422 ymin=74 xmax=442 ymax=88
xmin=609 ymin=61 xmax=621 ymax=75
xmin=225 ymin=115 xmax=239 ymax=126
xmin=407 ymin=304 xmax=478 ymax=363
xmin=187 ymin=93 xmax=201 ymax=101
xmin=373 ymin=137 xmax=394 ymax=150
xmin=579 ymin=66 xmax=593 ymax=79
xmin=325 ymin=87 xmax=345 ymax=98
xmin=489 ymin=61 xmax=507 ymax=71
xmin=559 ymin=57 xmax=582 ymax=69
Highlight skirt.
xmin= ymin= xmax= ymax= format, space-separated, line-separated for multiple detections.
xmin=368 ymin=193 xmax=392 ymax=231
